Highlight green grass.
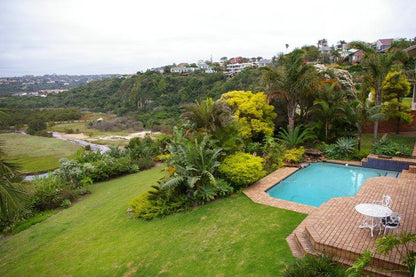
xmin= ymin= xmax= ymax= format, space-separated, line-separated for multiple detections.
xmin=0 ymin=133 xmax=81 ymax=173
xmin=0 ymin=167 xmax=306 ymax=276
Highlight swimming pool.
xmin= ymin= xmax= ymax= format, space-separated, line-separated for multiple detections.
xmin=266 ymin=162 xmax=400 ymax=207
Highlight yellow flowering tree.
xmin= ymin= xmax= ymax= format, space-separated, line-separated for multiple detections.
xmin=219 ymin=90 xmax=276 ymax=141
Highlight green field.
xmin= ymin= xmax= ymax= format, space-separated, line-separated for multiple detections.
xmin=0 ymin=167 xmax=306 ymax=276
xmin=0 ymin=133 xmax=82 ymax=174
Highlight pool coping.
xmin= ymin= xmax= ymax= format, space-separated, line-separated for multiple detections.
xmin=243 ymin=166 xmax=317 ymax=214
xmin=242 ymin=160 xmax=384 ymax=215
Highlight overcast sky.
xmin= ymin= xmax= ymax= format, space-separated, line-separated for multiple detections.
xmin=0 ymin=0 xmax=415 ymax=77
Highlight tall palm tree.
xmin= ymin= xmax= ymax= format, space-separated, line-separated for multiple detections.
xmin=349 ymin=41 xmax=407 ymax=141
xmin=263 ymin=49 xmax=319 ymax=134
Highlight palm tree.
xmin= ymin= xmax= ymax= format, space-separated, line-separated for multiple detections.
xmin=312 ymin=83 xmax=347 ymax=142
xmin=0 ymin=143 xmax=27 ymax=222
xmin=263 ymin=49 xmax=319 ymax=134
xmin=349 ymin=41 xmax=407 ymax=141
xmin=181 ymin=98 xmax=233 ymax=134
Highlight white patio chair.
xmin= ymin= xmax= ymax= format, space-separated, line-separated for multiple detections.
xmin=373 ymin=195 xmax=392 ymax=208
xmin=380 ymin=212 xmax=401 ymax=235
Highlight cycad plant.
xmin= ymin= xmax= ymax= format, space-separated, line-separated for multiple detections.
xmin=277 ymin=125 xmax=315 ymax=148
xmin=162 ymin=132 xmax=223 ymax=202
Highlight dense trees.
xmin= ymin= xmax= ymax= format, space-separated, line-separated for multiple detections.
xmin=349 ymin=41 xmax=408 ymax=141
xmin=0 ymin=108 xmax=81 ymax=130
xmin=263 ymin=49 xmax=319 ymax=134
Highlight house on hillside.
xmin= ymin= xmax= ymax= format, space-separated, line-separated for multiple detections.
xmin=376 ymin=38 xmax=393 ymax=52
xmin=257 ymin=59 xmax=271 ymax=67
xmin=230 ymin=57 xmax=243 ymax=64
xmin=197 ymin=61 xmax=215 ymax=73
xmin=226 ymin=63 xmax=254 ymax=76
xmin=348 ymin=49 xmax=365 ymax=64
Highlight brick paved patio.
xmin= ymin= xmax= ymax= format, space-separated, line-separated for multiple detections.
xmin=243 ymin=163 xmax=416 ymax=276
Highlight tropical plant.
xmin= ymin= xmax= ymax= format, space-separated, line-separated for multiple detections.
xmin=262 ymin=49 xmax=319 ymax=134
xmin=181 ymin=98 xmax=233 ymax=134
xmin=349 ymin=232 xmax=416 ymax=276
xmin=283 ymin=254 xmax=347 ymax=277
xmin=325 ymin=137 xmax=356 ymax=160
xmin=277 ymin=125 xmax=315 ymax=148
xmin=162 ymin=133 xmax=223 ymax=202
xmin=349 ymin=41 xmax=408 ymax=142
xmin=311 ymin=83 xmax=347 ymax=142
xmin=219 ymin=152 xmax=266 ymax=188
xmin=376 ymin=232 xmax=416 ymax=274
xmin=219 ymin=90 xmax=276 ymax=141
xmin=372 ymin=137 xmax=411 ymax=157
xmin=262 ymin=136 xmax=285 ymax=170
xmin=181 ymin=98 xmax=241 ymax=153
xmin=0 ymin=143 xmax=27 ymax=223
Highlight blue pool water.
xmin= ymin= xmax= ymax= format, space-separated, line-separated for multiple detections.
xmin=266 ymin=162 xmax=400 ymax=207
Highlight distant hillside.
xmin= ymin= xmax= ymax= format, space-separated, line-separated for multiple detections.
xmin=0 ymin=74 xmax=118 ymax=96
xmin=0 ymin=69 xmax=265 ymax=128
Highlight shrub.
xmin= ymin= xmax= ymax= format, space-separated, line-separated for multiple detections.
xmin=219 ymin=152 xmax=266 ymax=188
xmin=283 ymin=147 xmax=305 ymax=164
xmin=373 ymin=137 xmax=411 ymax=157
xmin=325 ymin=137 xmax=356 ymax=160
xmin=30 ymin=176 xmax=75 ymax=211
xmin=136 ymin=158 xmax=155 ymax=170
xmin=128 ymin=186 xmax=190 ymax=220
xmin=283 ymin=254 xmax=347 ymax=277
xmin=89 ymin=156 xmax=138 ymax=182
xmin=352 ymin=149 xmax=370 ymax=161
xmin=216 ymin=179 xmax=234 ymax=197
xmin=262 ymin=136 xmax=285 ymax=171
xmin=53 ymin=158 xmax=85 ymax=188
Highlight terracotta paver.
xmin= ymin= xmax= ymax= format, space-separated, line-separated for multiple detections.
xmin=244 ymin=162 xmax=416 ymax=276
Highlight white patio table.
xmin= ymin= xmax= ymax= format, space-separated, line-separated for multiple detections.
xmin=355 ymin=203 xmax=393 ymax=237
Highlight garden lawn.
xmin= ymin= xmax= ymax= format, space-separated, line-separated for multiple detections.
xmin=0 ymin=133 xmax=81 ymax=173
xmin=0 ymin=167 xmax=306 ymax=277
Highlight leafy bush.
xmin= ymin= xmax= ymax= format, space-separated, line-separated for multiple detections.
xmin=219 ymin=152 xmax=266 ymax=188
xmin=372 ymin=137 xmax=411 ymax=157
xmin=262 ymin=136 xmax=285 ymax=171
xmin=216 ymin=179 xmax=234 ymax=197
xmin=283 ymin=147 xmax=305 ymax=164
xmin=30 ymin=176 xmax=75 ymax=211
xmin=53 ymin=158 xmax=85 ymax=188
xmin=128 ymin=186 xmax=190 ymax=220
xmin=283 ymin=254 xmax=347 ymax=277
xmin=89 ymin=156 xmax=138 ymax=182
xmin=352 ymin=149 xmax=371 ymax=161
xmin=325 ymin=137 xmax=356 ymax=160
xmin=136 ymin=158 xmax=155 ymax=170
